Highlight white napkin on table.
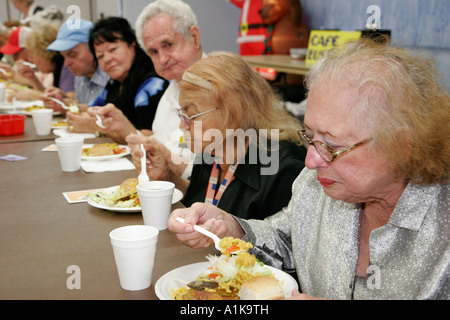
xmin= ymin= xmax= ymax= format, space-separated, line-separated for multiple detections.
xmin=80 ymin=158 xmax=135 ymax=172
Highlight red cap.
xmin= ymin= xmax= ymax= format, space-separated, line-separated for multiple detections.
xmin=0 ymin=27 xmax=29 ymax=55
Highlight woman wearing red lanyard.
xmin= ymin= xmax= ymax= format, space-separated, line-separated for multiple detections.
xmin=133 ymin=51 xmax=306 ymax=220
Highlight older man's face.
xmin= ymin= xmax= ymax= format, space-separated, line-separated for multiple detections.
xmin=142 ymin=13 xmax=200 ymax=82
xmin=61 ymin=43 xmax=96 ymax=78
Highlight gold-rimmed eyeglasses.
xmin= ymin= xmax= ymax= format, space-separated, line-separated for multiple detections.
xmin=176 ymin=107 xmax=218 ymax=127
xmin=297 ymin=129 xmax=371 ymax=163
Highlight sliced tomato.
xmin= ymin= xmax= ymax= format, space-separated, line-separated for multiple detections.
xmin=113 ymin=147 xmax=126 ymax=154
xmin=208 ymin=273 xmax=219 ymax=280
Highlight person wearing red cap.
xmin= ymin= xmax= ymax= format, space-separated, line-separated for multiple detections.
xmin=1 ymin=23 xmax=74 ymax=101
xmin=0 ymin=26 xmax=30 ymax=60
xmin=0 ymin=26 xmax=53 ymax=99
xmin=0 ymin=26 xmax=30 ymax=84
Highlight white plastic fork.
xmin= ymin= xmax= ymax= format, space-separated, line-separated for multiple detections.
xmin=48 ymin=97 xmax=80 ymax=114
xmin=48 ymin=97 xmax=69 ymax=110
xmin=176 ymin=217 xmax=222 ymax=251
xmin=138 ymin=144 xmax=150 ymax=184
xmin=23 ymin=61 xmax=37 ymax=69
xmin=95 ymin=114 xmax=106 ymax=129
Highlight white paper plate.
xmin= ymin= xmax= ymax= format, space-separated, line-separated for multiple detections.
xmin=0 ymin=100 xmax=43 ymax=111
xmin=154 ymin=261 xmax=298 ymax=300
xmin=53 ymin=129 xmax=96 ymax=139
xmin=86 ymin=185 xmax=183 ymax=213
xmin=51 ymin=120 xmax=67 ymax=129
xmin=81 ymin=144 xmax=130 ymax=161
xmin=21 ymin=109 xmax=61 ymax=116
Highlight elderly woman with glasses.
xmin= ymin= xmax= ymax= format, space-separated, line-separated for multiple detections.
xmin=132 ymin=51 xmax=306 ymax=220
xmin=169 ymin=39 xmax=450 ymax=300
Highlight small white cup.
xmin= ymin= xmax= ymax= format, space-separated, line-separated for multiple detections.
xmin=109 ymin=225 xmax=159 ymax=291
xmin=31 ymin=108 xmax=53 ymax=135
xmin=55 ymin=137 xmax=84 ymax=172
xmin=137 ymin=181 xmax=175 ymax=230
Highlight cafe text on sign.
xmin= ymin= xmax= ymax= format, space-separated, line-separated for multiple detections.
xmin=305 ymin=30 xmax=361 ymax=65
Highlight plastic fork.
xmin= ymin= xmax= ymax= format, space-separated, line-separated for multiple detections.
xmin=95 ymin=114 xmax=106 ymax=129
xmin=23 ymin=61 xmax=37 ymax=69
xmin=0 ymin=68 xmax=9 ymax=76
xmin=176 ymin=217 xmax=222 ymax=251
xmin=48 ymin=97 xmax=80 ymax=114
xmin=138 ymin=144 xmax=149 ymax=184
xmin=48 ymin=97 xmax=70 ymax=110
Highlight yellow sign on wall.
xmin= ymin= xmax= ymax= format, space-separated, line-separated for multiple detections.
xmin=305 ymin=30 xmax=362 ymax=65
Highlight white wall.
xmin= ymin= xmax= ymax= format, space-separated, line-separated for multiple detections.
xmin=0 ymin=0 xmax=93 ymax=21
xmin=92 ymin=0 xmax=119 ymax=20
xmin=121 ymin=0 xmax=241 ymax=54
xmin=0 ymin=0 xmax=241 ymax=55
xmin=1 ymin=0 xmax=447 ymax=87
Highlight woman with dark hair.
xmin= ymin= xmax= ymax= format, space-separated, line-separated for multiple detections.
xmin=66 ymin=17 xmax=169 ymax=143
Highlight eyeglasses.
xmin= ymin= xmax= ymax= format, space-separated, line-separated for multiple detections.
xmin=298 ymin=129 xmax=371 ymax=163
xmin=176 ymin=107 xmax=218 ymax=127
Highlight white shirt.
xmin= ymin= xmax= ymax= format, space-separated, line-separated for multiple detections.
xmin=152 ymin=80 xmax=193 ymax=179
xmin=151 ymin=52 xmax=207 ymax=180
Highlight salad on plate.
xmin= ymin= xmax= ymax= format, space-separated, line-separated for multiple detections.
xmin=88 ymin=178 xmax=139 ymax=209
xmin=171 ymin=238 xmax=286 ymax=300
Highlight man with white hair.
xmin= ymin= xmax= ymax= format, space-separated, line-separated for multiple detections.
xmin=89 ymin=0 xmax=204 ymax=179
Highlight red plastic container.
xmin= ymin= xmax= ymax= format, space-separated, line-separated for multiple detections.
xmin=0 ymin=114 xmax=26 ymax=136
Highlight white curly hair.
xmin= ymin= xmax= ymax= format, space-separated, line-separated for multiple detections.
xmin=135 ymin=0 xmax=198 ymax=51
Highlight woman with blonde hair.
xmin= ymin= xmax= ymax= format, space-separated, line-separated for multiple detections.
xmin=169 ymin=39 xmax=449 ymax=299
xmin=131 ymin=51 xmax=306 ymax=219
xmin=23 ymin=23 xmax=74 ymax=96
xmin=181 ymin=51 xmax=301 ymax=144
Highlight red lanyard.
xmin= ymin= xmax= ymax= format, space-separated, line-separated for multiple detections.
xmin=205 ymin=161 xmax=239 ymax=206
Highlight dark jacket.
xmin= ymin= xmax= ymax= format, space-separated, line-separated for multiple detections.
xmin=183 ymin=141 xmax=307 ymax=219
xmin=91 ymin=47 xmax=169 ymax=130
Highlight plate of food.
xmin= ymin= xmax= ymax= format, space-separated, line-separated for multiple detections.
xmin=53 ymin=128 xmax=96 ymax=139
xmin=20 ymin=105 xmax=61 ymax=116
xmin=87 ymin=178 xmax=183 ymax=212
xmin=81 ymin=143 xmax=130 ymax=161
xmin=155 ymin=238 xmax=298 ymax=300
xmin=51 ymin=119 xmax=67 ymax=129
xmin=0 ymin=99 xmax=42 ymax=111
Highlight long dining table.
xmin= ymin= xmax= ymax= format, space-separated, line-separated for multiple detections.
xmin=0 ymin=116 xmax=216 ymax=300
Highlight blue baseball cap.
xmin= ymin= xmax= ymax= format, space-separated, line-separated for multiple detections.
xmin=47 ymin=19 xmax=93 ymax=51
